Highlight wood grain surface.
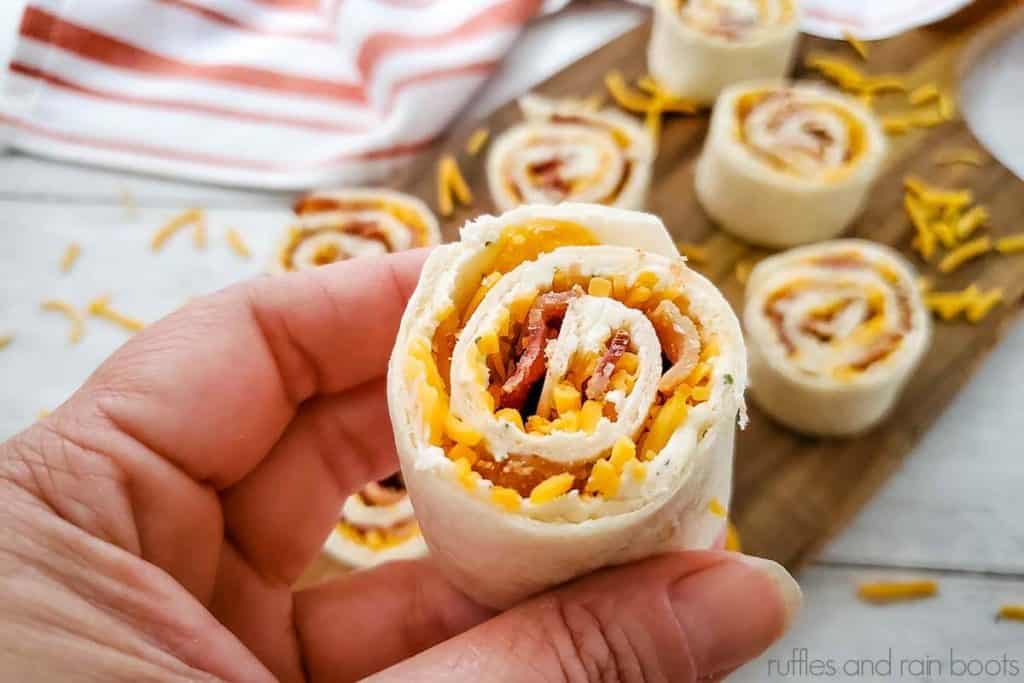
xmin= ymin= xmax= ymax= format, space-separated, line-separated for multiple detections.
xmin=301 ymin=0 xmax=1024 ymax=588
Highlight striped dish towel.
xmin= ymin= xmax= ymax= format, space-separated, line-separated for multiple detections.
xmin=0 ymin=0 xmax=558 ymax=189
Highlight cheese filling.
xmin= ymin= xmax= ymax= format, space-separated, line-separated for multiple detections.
xmin=735 ymin=88 xmax=867 ymax=179
xmin=337 ymin=473 xmax=422 ymax=550
xmin=403 ymin=221 xmax=723 ymax=513
xmin=501 ymin=115 xmax=637 ymax=206
xmin=280 ymin=196 xmax=434 ymax=270
xmin=761 ymin=251 xmax=915 ymax=379
xmin=676 ymin=0 xmax=794 ymax=41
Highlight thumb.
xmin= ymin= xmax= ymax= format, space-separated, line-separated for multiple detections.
xmin=368 ymin=551 xmax=801 ymax=682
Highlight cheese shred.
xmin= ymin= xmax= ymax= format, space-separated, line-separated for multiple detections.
xmin=676 ymin=242 xmax=708 ymax=264
xmin=996 ymin=234 xmax=1024 ymax=254
xmin=465 ymin=128 xmax=490 ymax=156
xmin=924 ymin=284 xmax=1003 ymax=323
xmin=225 ymin=228 xmax=251 ymax=259
xmin=0 ymin=334 xmax=12 ymax=350
xmin=152 ymin=208 xmax=204 ymax=251
xmin=437 ymin=154 xmax=473 ymax=217
xmin=938 ymin=236 xmax=992 ymax=273
xmin=88 ymin=295 xmax=145 ymax=332
xmin=857 ymin=579 xmax=938 ymax=604
xmin=41 ymin=299 xmax=85 ymax=344
xmin=60 ymin=242 xmax=81 ymax=273
xmin=997 ymin=605 xmax=1024 ymax=622
xmin=843 ymin=31 xmax=868 ymax=60
xmin=193 ymin=215 xmax=207 ymax=250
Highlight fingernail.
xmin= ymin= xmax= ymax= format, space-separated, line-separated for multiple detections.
xmin=735 ymin=554 xmax=803 ymax=630
xmin=670 ymin=553 xmax=802 ymax=676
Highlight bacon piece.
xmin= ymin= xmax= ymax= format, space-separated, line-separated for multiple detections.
xmin=361 ymin=474 xmax=406 ymax=506
xmin=528 ymin=158 xmax=571 ymax=196
xmin=500 ymin=290 xmax=580 ymax=410
xmin=585 ymin=329 xmax=631 ymax=400
xmin=650 ymin=300 xmax=702 ymax=394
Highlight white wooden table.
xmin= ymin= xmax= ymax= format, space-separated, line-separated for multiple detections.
xmin=2 ymin=3 xmax=1022 ymax=681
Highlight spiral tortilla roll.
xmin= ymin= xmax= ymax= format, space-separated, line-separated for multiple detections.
xmin=744 ymin=239 xmax=931 ymax=437
xmin=323 ymin=474 xmax=428 ymax=569
xmin=486 ymin=95 xmax=654 ymax=212
xmin=696 ymin=80 xmax=886 ymax=247
xmin=648 ymin=0 xmax=800 ymax=103
xmin=387 ymin=203 xmax=746 ymax=608
xmin=273 ymin=188 xmax=440 ymax=272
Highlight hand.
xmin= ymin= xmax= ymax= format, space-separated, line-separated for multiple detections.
xmin=0 ymin=250 xmax=800 ymax=682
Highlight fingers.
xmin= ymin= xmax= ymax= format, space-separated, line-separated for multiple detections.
xmin=36 ymin=250 xmax=426 ymax=594
xmin=369 ymin=551 xmax=802 ymax=683
xmin=77 ymin=248 xmax=427 ymax=491
xmin=289 ymin=559 xmax=494 ymax=682
xmin=219 ymin=378 xmax=401 ymax=584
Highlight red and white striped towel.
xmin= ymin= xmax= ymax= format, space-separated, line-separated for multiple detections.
xmin=0 ymin=0 xmax=554 ymax=189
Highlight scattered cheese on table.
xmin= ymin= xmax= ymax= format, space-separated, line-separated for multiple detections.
xmin=88 ymin=294 xmax=145 ymax=332
xmin=937 ymin=236 xmax=992 ymax=273
xmin=60 ymin=242 xmax=81 ymax=273
xmin=41 ymin=299 xmax=85 ymax=344
xmin=152 ymin=208 xmax=204 ymax=251
xmin=933 ymin=148 xmax=985 ymax=167
xmin=225 ymin=228 xmax=251 ymax=259
xmin=465 ymin=128 xmax=490 ymax=156
xmin=997 ymin=605 xmax=1024 ymax=622
xmin=857 ymin=579 xmax=938 ymax=604
xmin=843 ymin=31 xmax=869 ymax=60
xmin=436 ymin=154 xmax=473 ymax=217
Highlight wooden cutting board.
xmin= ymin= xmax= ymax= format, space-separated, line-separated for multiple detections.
xmin=300 ymin=0 xmax=1024 ymax=586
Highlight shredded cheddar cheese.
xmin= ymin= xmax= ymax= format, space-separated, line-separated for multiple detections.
xmin=996 ymin=234 xmax=1024 ymax=254
xmin=60 ymin=243 xmax=81 ymax=273
xmin=938 ymin=236 xmax=991 ymax=273
xmin=444 ymin=413 xmax=483 ymax=447
xmin=954 ymin=206 xmax=988 ymax=240
xmin=881 ymin=115 xmax=911 ymax=136
xmin=529 ymin=473 xmax=575 ymax=504
xmin=857 ymin=579 xmax=938 ymax=604
xmin=610 ymin=436 xmax=636 ymax=471
xmin=88 ymin=294 xmax=145 ymax=332
xmin=708 ymin=497 xmax=726 ymax=517
xmin=908 ymin=83 xmax=939 ymax=105
xmin=585 ymin=458 xmax=620 ymax=498
xmin=490 ymin=486 xmax=522 ymax=512
xmin=41 ymin=299 xmax=85 ymax=344
xmin=965 ymin=288 xmax=1003 ymax=323
xmin=466 ymin=128 xmax=490 ymax=156
xmin=496 ymin=407 xmax=525 ymax=431
xmin=725 ymin=522 xmax=742 ymax=552
xmin=152 ymin=208 xmax=204 ymax=251
xmin=938 ymin=92 xmax=956 ymax=121
xmin=437 ymin=154 xmax=473 ymax=216
xmin=579 ymin=399 xmax=603 ymax=434
xmin=843 ymin=31 xmax=869 ymax=60
xmin=0 ymin=334 xmax=12 ymax=350
xmin=735 ymin=258 xmax=755 ymax=285
xmin=997 ymin=605 xmax=1024 ymax=622
xmin=676 ymin=242 xmax=708 ymax=264
xmin=924 ymin=284 xmax=1002 ymax=323
xmin=225 ymin=228 xmax=251 ymax=259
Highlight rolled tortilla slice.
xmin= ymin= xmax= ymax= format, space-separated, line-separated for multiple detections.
xmin=648 ymin=0 xmax=800 ymax=103
xmin=744 ymin=239 xmax=931 ymax=437
xmin=486 ymin=95 xmax=654 ymax=212
xmin=273 ymin=188 xmax=440 ymax=272
xmin=323 ymin=474 xmax=429 ymax=569
xmin=696 ymin=80 xmax=886 ymax=247
xmin=387 ymin=203 xmax=746 ymax=608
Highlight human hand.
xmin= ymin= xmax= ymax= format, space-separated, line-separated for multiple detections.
xmin=0 ymin=249 xmax=800 ymax=682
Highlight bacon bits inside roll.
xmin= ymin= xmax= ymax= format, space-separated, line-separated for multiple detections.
xmin=744 ymin=239 xmax=930 ymax=437
xmin=486 ymin=95 xmax=654 ymax=212
xmin=695 ymin=80 xmax=886 ymax=247
xmin=274 ymin=189 xmax=440 ymax=271
xmin=648 ymin=0 xmax=800 ymax=103
xmin=387 ymin=203 xmax=746 ymax=607
xmin=324 ymin=473 xmax=428 ymax=569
